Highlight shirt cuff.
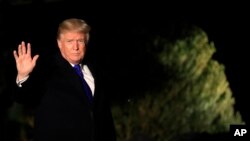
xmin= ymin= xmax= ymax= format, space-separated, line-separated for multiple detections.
xmin=16 ymin=76 xmax=29 ymax=87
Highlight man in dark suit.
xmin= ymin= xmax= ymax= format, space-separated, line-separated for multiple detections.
xmin=13 ymin=18 xmax=116 ymax=141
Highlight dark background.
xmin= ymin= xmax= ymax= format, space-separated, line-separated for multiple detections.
xmin=0 ymin=0 xmax=249 ymax=134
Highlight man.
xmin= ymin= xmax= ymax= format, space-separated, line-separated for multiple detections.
xmin=13 ymin=18 xmax=116 ymax=141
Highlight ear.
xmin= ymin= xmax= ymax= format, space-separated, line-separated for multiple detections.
xmin=57 ymin=39 xmax=62 ymax=49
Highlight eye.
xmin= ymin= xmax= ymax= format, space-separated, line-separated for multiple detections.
xmin=66 ymin=40 xmax=73 ymax=43
xmin=78 ymin=39 xmax=86 ymax=45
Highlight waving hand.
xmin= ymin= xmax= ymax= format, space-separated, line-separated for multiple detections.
xmin=13 ymin=41 xmax=39 ymax=80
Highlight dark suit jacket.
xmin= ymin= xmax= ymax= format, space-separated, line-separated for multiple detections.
xmin=13 ymin=53 xmax=116 ymax=141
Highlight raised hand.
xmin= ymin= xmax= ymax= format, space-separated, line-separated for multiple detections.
xmin=13 ymin=41 xmax=39 ymax=80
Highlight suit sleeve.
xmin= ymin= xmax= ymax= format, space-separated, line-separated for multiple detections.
xmin=11 ymin=62 xmax=47 ymax=108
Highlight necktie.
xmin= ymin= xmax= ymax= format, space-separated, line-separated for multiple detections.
xmin=73 ymin=64 xmax=93 ymax=104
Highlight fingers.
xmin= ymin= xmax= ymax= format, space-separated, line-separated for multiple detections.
xmin=13 ymin=50 xmax=18 ymax=61
xmin=18 ymin=43 xmax=22 ymax=56
xmin=21 ymin=41 xmax=27 ymax=54
xmin=17 ymin=41 xmax=31 ymax=55
xmin=14 ymin=41 xmax=35 ymax=60
xmin=27 ymin=42 xmax=31 ymax=55
xmin=32 ymin=55 xmax=39 ymax=65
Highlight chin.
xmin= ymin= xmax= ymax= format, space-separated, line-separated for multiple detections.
xmin=73 ymin=60 xmax=81 ymax=64
xmin=68 ymin=58 xmax=80 ymax=64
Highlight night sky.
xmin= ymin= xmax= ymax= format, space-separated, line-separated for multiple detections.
xmin=1 ymin=1 xmax=249 ymax=124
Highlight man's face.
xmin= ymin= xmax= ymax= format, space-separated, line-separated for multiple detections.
xmin=57 ymin=31 xmax=87 ymax=64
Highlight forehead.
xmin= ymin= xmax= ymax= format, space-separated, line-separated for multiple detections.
xmin=59 ymin=31 xmax=86 ymax=39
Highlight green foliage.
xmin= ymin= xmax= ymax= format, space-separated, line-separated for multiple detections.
xmin=7 ymin=102 xmax=34 ymax=141
xmin=112 ymin=26 xmax=243 ymax=141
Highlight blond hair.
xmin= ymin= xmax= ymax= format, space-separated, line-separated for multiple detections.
xmin=57 ymin=18 xmax=91 ymax=43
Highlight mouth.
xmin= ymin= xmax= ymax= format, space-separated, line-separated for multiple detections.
xmin=72 ymin=53 xmax=80 ymax=55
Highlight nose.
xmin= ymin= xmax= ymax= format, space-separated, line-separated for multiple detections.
xmin=72 ymin=41 xmax=79 ymax=50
